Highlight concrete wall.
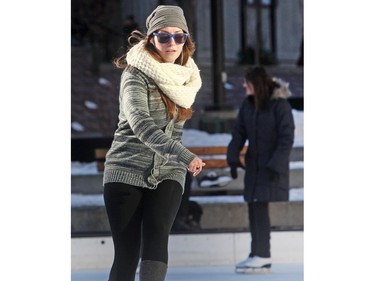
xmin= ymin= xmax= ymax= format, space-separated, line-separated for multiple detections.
xmin=71 ymin=199 xmax=303 ymax=233
xmin=276 ymin=0 xmax=303 ymax=64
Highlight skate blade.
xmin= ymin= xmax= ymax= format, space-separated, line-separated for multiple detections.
xmin=235 ymin=265 xmax=271 ymax=274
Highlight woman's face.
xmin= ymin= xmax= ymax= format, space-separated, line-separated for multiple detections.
xmin=152 ymin=27 xmax=186 ymax=63
xmin=243 ymin=79 xmax=255 ymax=96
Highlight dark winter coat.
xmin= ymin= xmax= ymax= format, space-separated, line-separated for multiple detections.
xmin=227 ymin=83 xmax=295 ymax=202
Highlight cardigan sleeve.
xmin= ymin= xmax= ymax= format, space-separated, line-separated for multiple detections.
xmin=120 ymin=70 xmax=196 ymax=167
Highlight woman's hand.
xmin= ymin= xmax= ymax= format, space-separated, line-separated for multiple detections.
xmin=188 ymin=157 xmax=206 ymax=177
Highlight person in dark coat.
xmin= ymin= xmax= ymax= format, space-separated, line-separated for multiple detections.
xmin=227 ymin=66 xmax=295 ymax=272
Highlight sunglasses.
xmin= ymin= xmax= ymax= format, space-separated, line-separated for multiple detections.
xmin=153 ymin=32 xmax=189 ymax=44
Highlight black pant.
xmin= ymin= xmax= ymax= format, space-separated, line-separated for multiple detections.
xmin=248 ymin=202 xmax=271 ymax=258
xmin=104 ymin=180 xmax=182 ymax=281
xmin=176 ymin=172 xmax=192 ymax=219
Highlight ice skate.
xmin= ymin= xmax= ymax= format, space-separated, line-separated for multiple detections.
xmin=235 ymin=256 xmax=271 ymax=274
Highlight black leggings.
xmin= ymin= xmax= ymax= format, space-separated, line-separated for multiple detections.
xmin=248 ymin=202 xmax=271 ymax=258
xmin=104 ymin=180 xmax=182 ymax=281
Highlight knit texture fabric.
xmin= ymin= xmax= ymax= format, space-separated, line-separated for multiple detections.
xmin=146 ymin=5 xmax=189 ymax=35
xmin=126 ymin=40 xmax=202 ymax=109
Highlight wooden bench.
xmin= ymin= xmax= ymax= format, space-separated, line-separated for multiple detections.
xmin=94 ymin=146 xmax=247 ymax=196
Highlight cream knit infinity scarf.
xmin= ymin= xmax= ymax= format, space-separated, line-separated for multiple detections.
xmin=126 ymin=40 xmax=202 ymax=109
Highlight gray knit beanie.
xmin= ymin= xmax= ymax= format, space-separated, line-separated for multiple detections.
xmin=146 ymin=5 xmax=189 ymax=35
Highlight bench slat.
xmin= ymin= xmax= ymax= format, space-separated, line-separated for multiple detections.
xmin=95 ymin=148 xmax=108 ymax=159
xmin=201 ymin=159 xmax=228 ymax=169
xmin=189 ymin=146 xmax=247 ymax=155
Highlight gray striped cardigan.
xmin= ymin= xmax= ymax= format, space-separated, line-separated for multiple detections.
xmin=103 ymin=65 xmax=197 ymax=191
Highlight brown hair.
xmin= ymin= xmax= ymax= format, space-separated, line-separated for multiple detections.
xmin=245 ymin=66 xmax=277 ymax=111
xmin=113 ymin=30 xmax=196 ymax=121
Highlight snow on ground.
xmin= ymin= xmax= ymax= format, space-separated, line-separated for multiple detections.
xmin=71 ymin=161 xmax=98 ymax=175
xmin=181 ymin=130 xmax=233 ymax=147
xmin=292 ymin=109 xmax=304 ymax=147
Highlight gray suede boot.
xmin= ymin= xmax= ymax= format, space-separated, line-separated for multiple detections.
xmin=139 ymin=260 xmax=167 ymax=281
